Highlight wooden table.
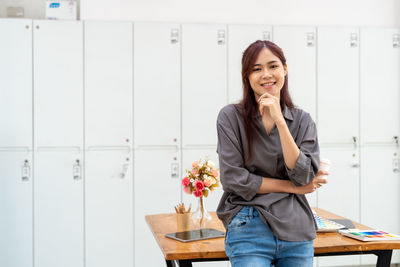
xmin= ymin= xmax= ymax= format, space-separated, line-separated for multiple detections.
xmin=145 ymin=208 xmax=400 ymax=267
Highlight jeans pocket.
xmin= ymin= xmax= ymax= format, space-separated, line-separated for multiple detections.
xmin=228 ymin=212 xmax=250 ymax=230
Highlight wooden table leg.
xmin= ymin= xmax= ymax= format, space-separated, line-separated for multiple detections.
xmin=375 ymin=250 xmax=393 ymax=267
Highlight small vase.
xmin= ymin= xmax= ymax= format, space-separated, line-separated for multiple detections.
xmin=192 ymin=196 xmax=212 ymax=229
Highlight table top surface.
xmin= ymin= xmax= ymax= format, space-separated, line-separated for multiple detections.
xmin=145 ymin=207 xmax=400 ymax=261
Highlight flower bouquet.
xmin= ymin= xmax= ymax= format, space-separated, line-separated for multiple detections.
xmin=181 ymin=158 xmax=220 ymax=228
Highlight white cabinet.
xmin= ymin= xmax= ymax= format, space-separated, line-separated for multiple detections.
xmin=134 ymin=149 xmax=181 ymax=267
xmin=227 ymin=24 xmax=272 ymax=104
xmin=181 ymin=148 xmax=223 ymax=214
xmin=360 ymin=146 xmax=400 ymax=264
xmin=360 ymin=28 xmax=400 ymax=145
xmin=0 ymin=19 xmax=32 ymax=148
xmin=182 ymin=24 xmax=227 ymax=147
xmin=317 ymin=27 xmax=359 ymax=145
xmin=85 ymin=150 xmax=133 ymax=267
xmin=84 ymin=21 xmax=133 ymax=149
xmin=0 ymin=151 xmax=33 ymax=267
xmin=273 ymin=26 xmax=317 ymax=121
xmin=317 ymin=146 xmax=360 ymax=267
xmin=34 ymin=151 xmax=84 ymax=267
xmin=134 ymin=22 xmax=181 ymax=148
xmin=33 ymin=20 xmax=83 ymax=148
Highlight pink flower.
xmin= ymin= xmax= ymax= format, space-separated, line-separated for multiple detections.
xmin=192 ymin=161 xmax=199 ymax=168
xmin=193 ymin=190 xmax=203 ymax=197
xmin=181 ymin=177 xmax=190 ymax=186
xmin=212 ymin=170 xmax=219 ymax=178
xmin=195 ymin=180 xmax=205 ymax=191
xmin=183 ymin=186 xmax=191 ymax=194
xmin=192 ymin=169 xmax=198 ymax=175
xmin=203 ymin=177 xmax=211 ymax=187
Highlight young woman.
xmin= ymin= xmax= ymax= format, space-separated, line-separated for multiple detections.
xmin=216 ymin=40 xmax=328 ymax=267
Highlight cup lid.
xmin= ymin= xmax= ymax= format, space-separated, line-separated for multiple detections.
xmin=320 ymin=157 xmax=331 ymax=165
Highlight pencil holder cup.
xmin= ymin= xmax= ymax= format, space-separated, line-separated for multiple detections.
xmin=177 ymin=213 xmax=192 ymax=232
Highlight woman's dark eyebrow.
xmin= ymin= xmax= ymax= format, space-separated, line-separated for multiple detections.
xmin=253 ymin=60 xmax=279 ymax=67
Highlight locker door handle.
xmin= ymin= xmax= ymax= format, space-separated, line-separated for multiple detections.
xmin=73 ymin=159 xmax=81 ymax=180
xmin=21 ymin=160 xmax=30 ymax=181
xmin=171 ymin=163 xmax=179 ymax=178
xmin=120 ymin=157 xmax=130 ymax=179
xmin=393 ymin=158 xmax=400 ymax=173
xmin=217 ymin=30 xmax=225 ymax=45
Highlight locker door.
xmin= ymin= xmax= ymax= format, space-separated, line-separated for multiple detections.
xmin=0 ymin=19 xmax=32 ymax=148
xmin=0 ymin=151 xmax=33 ymax=267
xmin=85 ymin=150 xmax=133 ymax=267
xmin=34 ymin=151 xmax=84 ymax=267
xmin=273 ymin=26 xmax=317 ymax=121
xmin=317 ymin=146 xmax=360 ymax=267
xmin=360 ymin=146 xmax=400 ymax=264
xmin=33 ymin=20 xmax=83 ymax=148
xmin=134 ymin=23 xmax=181 ymax=148
xmin=182 ymin=24 xmax=227 ymax=147
xmin=134 ymin=149 xmax=181 ymax=267
xmin=360 ymin=28 xmax=400 ymax=145
xmin=228 ymin=24 xmax=272 ymax=104
xmin=181 ymin=148 xmax=223 ymax=214
xmin=317 ymin=27 xmax=359 ymax=145
xmin=85 ymin=21 xmax=133 ymax=149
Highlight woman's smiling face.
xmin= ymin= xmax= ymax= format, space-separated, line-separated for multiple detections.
xmin=248 ymin=47 xmax=287 ymax=100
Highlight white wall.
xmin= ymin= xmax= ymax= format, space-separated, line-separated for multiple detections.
xmin=1 ymin=0 xmax=400 ymax=26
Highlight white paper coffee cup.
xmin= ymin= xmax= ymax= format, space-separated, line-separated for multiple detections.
xmin=319 ymin=157 xmax=331 ymax=180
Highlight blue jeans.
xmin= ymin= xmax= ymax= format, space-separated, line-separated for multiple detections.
xmin=225 ymin=206 xmax=314 ymax=267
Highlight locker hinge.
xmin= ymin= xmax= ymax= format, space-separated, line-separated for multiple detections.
xmin=171 ymin=29 xmax=179 ymax=44
xmin=21 ymin=159 xmax=30 ymax=181
xmin=73 ymin=159 xmax=81 ymax=180
xmin=393 ymin=34 xmax=400 ymax=48
xmin=262 ymin=31 xmax=271 ymax=41
xmin=307 ymin=32 xmax=315 ymax=47
xmin=171 ymin=163 xmax=179 ymax=178
xmin=217 ymin=30 xmax=225 ymax=45
xmin=350 ymin=33 xmax=358 ymax=47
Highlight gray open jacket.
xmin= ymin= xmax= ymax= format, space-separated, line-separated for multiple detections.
xmin=216 ymin=104 xmax=320 ymax=242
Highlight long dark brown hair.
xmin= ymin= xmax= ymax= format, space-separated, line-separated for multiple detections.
xmin=238 ymin=40 xmax=295 ymax=159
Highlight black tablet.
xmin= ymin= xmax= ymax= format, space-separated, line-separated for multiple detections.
xmin=165 ymin=228 xmax=225 ymax=242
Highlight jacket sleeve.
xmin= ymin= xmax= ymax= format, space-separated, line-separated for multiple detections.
xmin=216 ymin=108 xmax=263 ymax=201
xmin=284 ymin=115 xmax=320 ymax=186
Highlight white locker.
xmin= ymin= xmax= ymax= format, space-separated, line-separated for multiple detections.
xmin=360 ymin=146 xmax=400 ymax=264
xmin=273 ymin=26 xmax=317 ymax=121
xmin=134 ymin=23 xmax=181 ymax=148
xmin=85 ymin=21 xmax=133 ymax=149
xmin=85 ymin=150 xmax=133 ymax=267
xmin=0 ymin=151 xmax=33 ymax=267
xmin=33 ymin=20 xmax=83 ymax=148
xmin=317 ymin=146 xmax=360 ymax=267
xmin=317 ymin=27 xmax=359 ymax=145
xmin=34 ymin=151 xmax=84 ymax=267
xmin=134 ymin=149 xmax=181 ymax=267
xmin=182 ymin=24 xmax=227 ymax=148
xmin=0 ymin=19 xmax=32 ymax=148
xmin=181 ymin=148 xmax=223 ymax=214
xmin=360 ymin=28 xmax=400 ymax=145
xmin=227 ymin=24 xmax=273 ymax=104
